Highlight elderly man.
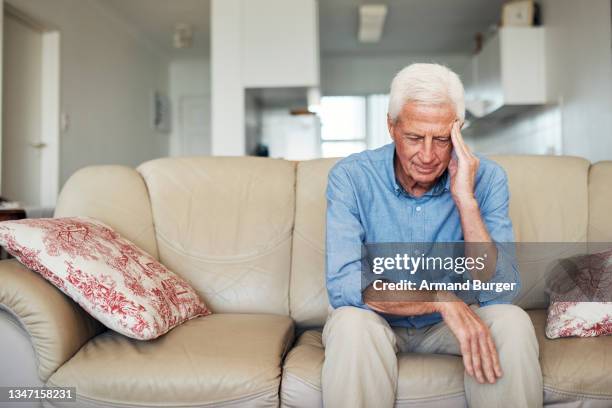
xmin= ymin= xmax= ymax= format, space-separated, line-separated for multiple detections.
xmin=324 ymin=63 xmax=543 ymax=407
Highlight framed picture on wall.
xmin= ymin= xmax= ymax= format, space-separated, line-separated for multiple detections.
xmin=152 ymin=91 xmax=171 ymax=133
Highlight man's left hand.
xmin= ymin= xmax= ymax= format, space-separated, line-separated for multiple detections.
xmin=449 ymin=120 xmax=479 ymax=207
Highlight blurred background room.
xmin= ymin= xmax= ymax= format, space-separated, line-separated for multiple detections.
xmin=0 ymin=0 xmax=611 ymax=216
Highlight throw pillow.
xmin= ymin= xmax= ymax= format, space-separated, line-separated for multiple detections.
xmin=545 ymin=248 xmax=612 ymax=338
xmin=0 ymin=217 xmax=210 ymax=340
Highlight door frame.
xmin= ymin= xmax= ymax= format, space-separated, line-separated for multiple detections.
xmin=1 ymin=2 xmax=60 ymax=207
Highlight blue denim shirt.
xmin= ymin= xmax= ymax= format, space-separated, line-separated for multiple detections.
xmin=325 ymin=142 xmax=520 ymax=328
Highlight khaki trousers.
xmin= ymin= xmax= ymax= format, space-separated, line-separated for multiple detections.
xmin=321 ymin=304 xmax=543 ymax=408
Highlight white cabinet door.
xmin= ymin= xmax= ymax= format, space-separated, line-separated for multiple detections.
xmin=500 ymin=27 xmax=546 ymax=104
xmin=468 ymin=27 xmax=547 ymax=118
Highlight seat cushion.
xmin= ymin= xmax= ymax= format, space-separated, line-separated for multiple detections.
xmin=529 ymin=309 xmax=612 ymax=403
xmin=282 ymin=313 xmax=612 ymax=407
xmin=47 ymin=314 xmax=294 ymax=407
xmin=281 ymin=330 xmax=466 ymax=408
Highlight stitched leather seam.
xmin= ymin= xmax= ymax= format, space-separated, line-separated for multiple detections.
xmin=292 ymin=229 xmax=324 ymax=255
xmin=544 ymin=385 xmax=612 ymax=399
xmin=281 ymin=372 xmax=466 ymax=403
xmin=43 ymin=382 xmax=280 ymax=407
xmin=282 ymin=371 xmax=321 ymax=392
xmin=155 ymin=231 xmax=292 ymax=263
xmin=395 ymin=391 xmax=465 ymax=403
xmin=287 ymin=162 xmax=298 ymax=321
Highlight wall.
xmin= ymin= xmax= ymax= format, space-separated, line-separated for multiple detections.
xmin=211 ymin=0 xmax=244 ymax=156
xmin=543 ymin=0 xmax=612 ymax=162
xmin=321 ymin=54 xmax=473 ymax=96
xmin=5 ymin=0 xmax=169 ymax=187
xmin=465 ymin=0 xmax=612 ymax=162
xmin=168 ymin=58 xmax=211 ymax=156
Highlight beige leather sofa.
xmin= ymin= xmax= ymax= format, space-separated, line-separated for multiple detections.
xmin=1 ymin=155 xmax=611 ymax=408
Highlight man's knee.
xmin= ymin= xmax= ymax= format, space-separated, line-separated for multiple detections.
xmin=329 ymin=306 xmax=383 ymax=325
xmin=323 ymin=306 xmax=396 ymax=350
xmin=477 ymin=304 xmax=538 ymax=350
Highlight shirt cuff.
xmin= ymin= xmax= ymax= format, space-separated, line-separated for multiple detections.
xmin=473 ymin=243 xmax=520 ymax=305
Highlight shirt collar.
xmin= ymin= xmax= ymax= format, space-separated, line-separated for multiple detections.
xmin=386 ymin=142 xmax=450 ymax=198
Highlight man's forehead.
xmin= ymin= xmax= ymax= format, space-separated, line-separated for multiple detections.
xmin=398 ymin=101 xmax=456 ymax=120
xmin=397 ymin=114 xmax=454 ymax=136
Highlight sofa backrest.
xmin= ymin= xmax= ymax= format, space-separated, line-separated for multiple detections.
xmin=588 ymin=161 xmax=612 ymax=242
xmin=290 ymin=159 xmax=339 ymax=328
xmin=489 ymin=156 xmax=590 ymax=243
xmin=489 ymin=155 xmax=590 ymax=309
xmin=55 ymin=155 xmax=611 ymax=325
xmin=55 ymin=165 xmax=159 ymax=259
xmin=137 ymin=157 xmax=295 ymax=315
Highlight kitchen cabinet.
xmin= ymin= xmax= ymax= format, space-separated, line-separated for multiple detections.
xmin=467 ymin=27 xmax=547 ymax=119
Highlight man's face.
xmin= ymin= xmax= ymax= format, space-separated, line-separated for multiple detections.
xmin=387 ymin=101 xmax=455 ymax=186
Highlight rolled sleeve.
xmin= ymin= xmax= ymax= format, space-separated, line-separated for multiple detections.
xmin=325 ymin=165 xmax=369 ymax=309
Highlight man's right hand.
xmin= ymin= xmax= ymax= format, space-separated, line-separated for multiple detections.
xmin=436 ymin=292 xmax=503 ymax=384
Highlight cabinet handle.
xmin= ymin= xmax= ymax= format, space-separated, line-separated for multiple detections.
xmin=28 ymin=142 xmax=47 ymax=149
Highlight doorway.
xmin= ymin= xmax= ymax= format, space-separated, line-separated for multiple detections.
xmin=1 ymin=4 xmax=59 ymax=208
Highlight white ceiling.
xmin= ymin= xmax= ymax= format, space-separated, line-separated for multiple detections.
xmin=319 ymin=0 xmax=506 ymax=55
xmin=102 ymin=0 xmax=210 ymax=59
xmin=98 ymin=0 xmax=504 ymax=59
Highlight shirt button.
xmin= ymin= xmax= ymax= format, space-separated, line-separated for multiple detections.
xmin=416 ymin=206 xmax=422 ymax=212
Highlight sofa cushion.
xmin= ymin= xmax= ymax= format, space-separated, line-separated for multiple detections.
xmin=290 ymin=159 xmax=339 ymax=328
xmin=489 ymin=156 xmax=590 ymax=310
xmin=490 ymin=155 xmax=590 ymax=243
xmin=137 ymin=157 xmax=295 ymax=315
xmin=529 ymin=309 xmax=612 ymax=401
xmin=54 ymin=165 xmax=159 ymax=259
xmin=47 ymin=314 xmax=294 ymax=407
xmin=0 ymin=259 xmax=104 ymax=382
xmin=281 ymin=329 xmax=466 ymax=408
xmin=589 ymin=161 xmax=612 ymax=242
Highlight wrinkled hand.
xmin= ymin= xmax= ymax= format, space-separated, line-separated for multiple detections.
xmin=437 ymin=295 xmax=502 ymax=384
xmin=448 ymin=120 xmax=479 ymax=206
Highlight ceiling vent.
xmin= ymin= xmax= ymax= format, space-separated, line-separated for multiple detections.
xmin=358 ymin=4 xmax=388 ymax=43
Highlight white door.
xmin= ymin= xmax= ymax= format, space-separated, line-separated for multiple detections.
xmin=2 ymin=11 xmax=44 ymax=206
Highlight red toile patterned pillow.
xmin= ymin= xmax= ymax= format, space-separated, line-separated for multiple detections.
xmin=545 ymin=248 xmax=612 ymax=339
xmin=0 ymin=217 xmax=210 ymax=340
xmin=546 ymin=302 xmax=612 ymax=338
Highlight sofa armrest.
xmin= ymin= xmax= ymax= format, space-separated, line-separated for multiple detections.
xmin=0 ymin=259 xmax=104 ymax=382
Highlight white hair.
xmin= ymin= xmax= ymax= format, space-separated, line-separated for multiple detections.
xmin=388 ymin=63 xmax=465 ymax=122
